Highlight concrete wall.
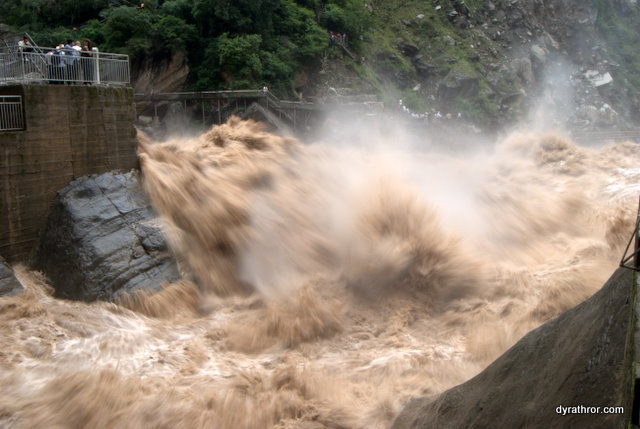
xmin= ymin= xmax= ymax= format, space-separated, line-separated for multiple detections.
xmin=1 ymin=85 xmax=138 ymax=262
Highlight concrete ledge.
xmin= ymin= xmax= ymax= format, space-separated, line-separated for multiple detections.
xmin=1 ymin=84 xmax=138 ymax=262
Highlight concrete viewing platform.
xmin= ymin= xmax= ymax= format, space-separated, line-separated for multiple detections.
xmin=0 ymin=84 xmax=138 ymax=262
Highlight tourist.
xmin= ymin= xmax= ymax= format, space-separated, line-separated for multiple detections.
xmin=45 ymin=48 xmax=56 ymax=84
xmin=81 ymin=39 xmax=94 ymax=85
xmin=62 ymin=39 xmax=76 ymax=83
xmin=18 ymin=36 xmax=32 ymax=53
xmin=51 ymin=45 xmax=66 ymax=84
xmin=17 ymin=36 xmax=32 ymax=74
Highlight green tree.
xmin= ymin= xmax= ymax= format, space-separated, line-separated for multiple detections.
xmin=217 ymin=33 xmax=263 ymax=86
xmin=102 ymin=6 xmax=153 ymax=60
xmin=152 ymin=15 xmax=197 ymax=54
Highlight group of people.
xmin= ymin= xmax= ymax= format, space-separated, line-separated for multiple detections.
xmin=329 ymin=32 xmax=347 ymax=47
xmin=18 ymin=36 xmax=98 ymax=85
xmin=398 ymin=99 xmax=462 ymax=121
xmin=46 ymin=39 xmax=97 ymax=84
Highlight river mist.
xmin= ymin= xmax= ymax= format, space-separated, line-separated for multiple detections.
xmin=1 ymin=117 xmax=638 ymax=428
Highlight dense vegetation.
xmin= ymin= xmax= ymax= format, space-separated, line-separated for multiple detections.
xmin=0 ymin=0 xmax=370 ymax=97
xmin=2 ymin=0 xmax=639 ymax=126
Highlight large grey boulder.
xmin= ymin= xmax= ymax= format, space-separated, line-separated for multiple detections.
xmin=0 ymin=257 xmax=24 ymax=297
xmin=36 ymin=170 xmax=180 ymax=302
xmin=392 ymin=268 xmax=634 ymax=429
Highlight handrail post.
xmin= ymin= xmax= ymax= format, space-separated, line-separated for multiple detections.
xmin=20 ymin=50 xmax=25 ymax=83
xmin=95 ymin=50 xmax=101 ymax=84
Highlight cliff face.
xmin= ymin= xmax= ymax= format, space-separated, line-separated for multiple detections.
xmin=121 ymin=0 xmax=640 ymax=130
xmin=132 ymin=50 xmax=189 ymax=96
xmin=314 ymin=0 xmax=640 ymax=130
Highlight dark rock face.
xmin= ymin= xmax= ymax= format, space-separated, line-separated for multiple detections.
xmin=437 ymin=75 xmax=479 ymax=107
xmin=0 ymin=257 xmax=24 ymax=297
xmin=398 ymin=41 xmax=420 ymax=58
xmin=392 ymin=268 xmax=634 ymax=429
xmin=36 ymin=171 xmax=181 ymax=302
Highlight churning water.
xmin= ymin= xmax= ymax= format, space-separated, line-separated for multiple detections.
xmin=1 ymin=118 xmax=638 ymax=428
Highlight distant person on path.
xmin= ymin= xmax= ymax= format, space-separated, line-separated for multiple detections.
xmin=262 ymin=86 xmax=269 ymax=96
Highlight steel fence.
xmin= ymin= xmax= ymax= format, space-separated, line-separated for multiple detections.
xmin=0 ymin=47 xmax=130 ymax=86
xmin=0 ymin=95 xmax=24 ymax=131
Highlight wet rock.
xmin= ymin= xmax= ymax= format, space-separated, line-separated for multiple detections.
xmin=483 ymin=1 xmax=496 ymax=14
xmin=442 ymin=35 xmax=457 ymax=46
xmin=530 ymin=44 xmax=547 ymax=71
xmin=585 ymin=70 xmax=613 ymax=87
xmin=453 ymin=0 xmax=470 ymax=16
xmin=413 ymin=58 xmax=438 ymax=77
xmin=541 ymin=31 xmax=559 ymax=51
xmin=438 ymin=70 xmax=479 ymax=101
xmin=597 ymin=103 xmax=618 ymax=126
xmin=394 ymin=71 xmax=412 ymax=90
xmin=0 ymin=257 xmax=24 ymax=297
xmin=577 ymin=105 xmax=600 ymax=125
xmin=512 ymin=57 xmax=534 ymax=85
xmin=398 ymin=41 xmax=420 ymax=57
xmin=36 ymin=171 xmax=180 ymax=302
xmin=392 ymin=268 xmax=633 ymax=429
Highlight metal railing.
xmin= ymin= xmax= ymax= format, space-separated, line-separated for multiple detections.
xmin=0 ymin=47 xmax=130 ymax=86
xmin=0 ymin=95 xmax=24 ymax=131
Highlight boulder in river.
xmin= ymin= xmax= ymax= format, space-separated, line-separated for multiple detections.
xmin=36 ymin=170 xmax=181 ymax=302
xmin=0 ymin=256 xmax=24 ymax=297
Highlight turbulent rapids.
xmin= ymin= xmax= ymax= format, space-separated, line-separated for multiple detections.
xmin=1 ymin=117 xmax=638 ymax=428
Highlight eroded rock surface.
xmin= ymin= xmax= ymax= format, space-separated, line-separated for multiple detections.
xmin=36 ymin=171 xmax=180 ymax=302
xmin=392 ymin=268 xmax=634 ymax=429
xmin=0 ymin=257 xmax=24 ymax=297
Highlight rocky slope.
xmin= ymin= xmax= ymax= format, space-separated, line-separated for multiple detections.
xmin=310 ymin=0 xmax=640 ymax=130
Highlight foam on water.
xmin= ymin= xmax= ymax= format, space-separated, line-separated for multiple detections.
xmin=0 ymin=118 xmax=637 ymax=428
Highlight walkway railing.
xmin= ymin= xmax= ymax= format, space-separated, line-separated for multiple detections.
xmin=0 ymin=47 xmax=130 ymax=86
xmin=135 ymin=89 xmax=322 ymax=126
xmin=0 ymin=95 xmax=24 ymax=131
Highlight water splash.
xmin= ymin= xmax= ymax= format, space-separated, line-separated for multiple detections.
xmin=1 ymin=118 xmax=637 ymax=428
